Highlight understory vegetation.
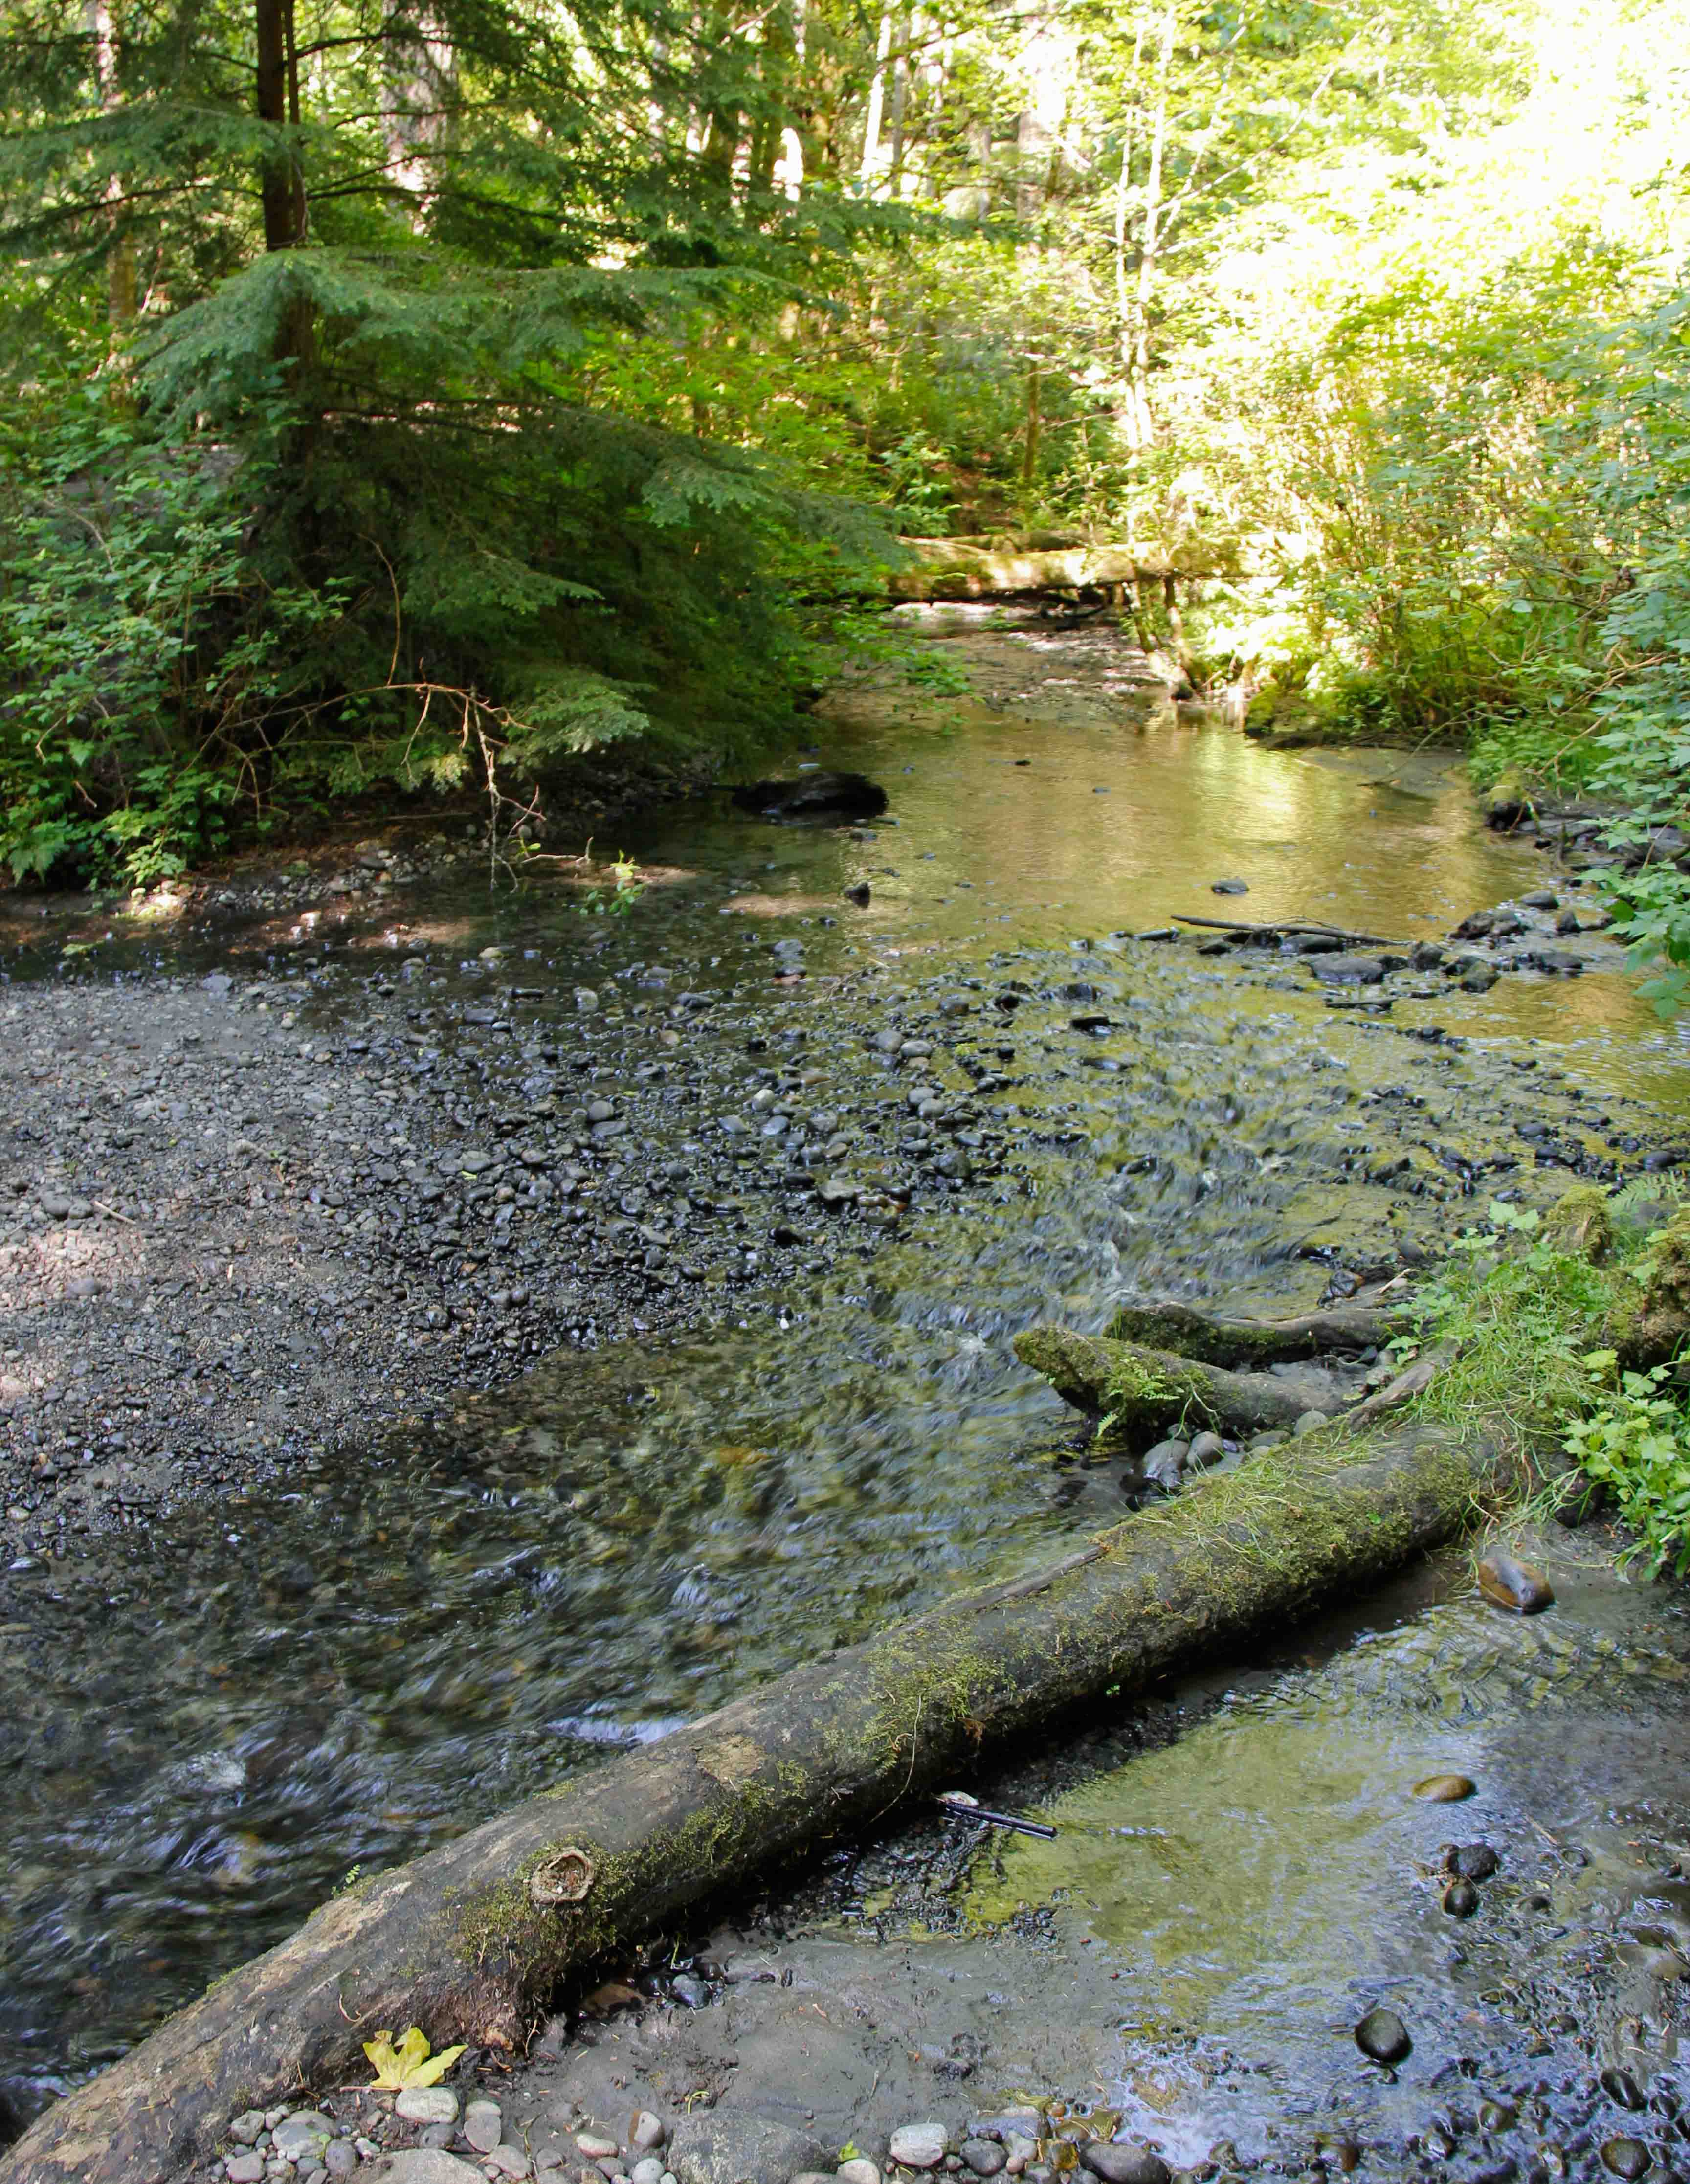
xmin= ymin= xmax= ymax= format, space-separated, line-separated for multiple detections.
xmin=5 ymin=0 xmax=1690 ymax=981
xmin=1412 ymin=1186 xmax=1690 ymax=1579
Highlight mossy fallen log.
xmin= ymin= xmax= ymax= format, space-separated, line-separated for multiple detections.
xmin=891 ymin=535 xmax=1238 ymax=599
xmin=1103 ymin=1300 xmax=1401 ymax=1369
xmin=1013 ymin=1324 xmax=1335 ymax=1436
xmin=5 ymin=1421 xmax=1507 ymax=2184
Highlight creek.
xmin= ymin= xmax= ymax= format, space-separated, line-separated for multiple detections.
xmin=3 ymin=611 xmax=1689 ymax=2143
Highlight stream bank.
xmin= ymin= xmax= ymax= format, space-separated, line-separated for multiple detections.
xmin=2 ymin=610 xmax=1690 ymax=2159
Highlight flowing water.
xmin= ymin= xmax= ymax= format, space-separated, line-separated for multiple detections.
xmin=4 ymin=612 xmax=1690 ymax=2134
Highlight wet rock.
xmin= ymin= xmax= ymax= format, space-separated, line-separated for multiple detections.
xmin=1601 ymin=2071 xmax=1647 ymax=2113
xmin=397 ymin=2088 xmax=461 ymax=2125
xmin=1212 ymin=880 xmax=1249 ymax=896
xmin=1079 ymin=2144 xmax=1169 ymax=2184
xmin=844 ymin=884 xmax=872 ymax=907
xmin=1452 ymin=911 xmax=1496 ymax=938
xmin=890 ymin=2125 xmax=949 ymax=2170
xmin=1457 ymin=960 xmax=1500 ymax=994
xmin=669 ymin=2116 xmax=828 ymax=2184
xmin=1411 ymin=942 xmax=1447 ymax=972
xmin=1443 ymin=1878 xmax=1480 ymax=1917
xmin=1141 ymin=1438 xmax=1188 ymax=1490
xmin=733 ymin=773 xmax=889 ymax=822
xmin=1477 ymin=1552 xmax=1555 ymax=1614
xmin=1414 ymin=1773 xmax=1476 ymax=1802
xmin=671 ymin=1973 xmax=711 ymax=2007
xmin=1451 ymin=1842 xmax=1500 ymax=1880
xmin=1355 ymin=2007 xmax=1413 ymax=2065
xmin=1600 ymin=2142 xmax=1651 ymax=2181
xmin=1311 ymin=956 xmax=1387 ymax=985
xmin=1522 ymin=891 xmax=1560 ymax=910
xmin=963 ymin=2146 xmax=1007 ymax=2178
xmin=1185 ymin=1429 xmax=1224 ymax=1469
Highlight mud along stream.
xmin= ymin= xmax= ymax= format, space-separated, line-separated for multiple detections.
xmin=1 ymin=612 xmax=1689 ymax=2160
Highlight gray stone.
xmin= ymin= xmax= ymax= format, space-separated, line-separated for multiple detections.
xmin=1185 ymin=1431 xmax=1224 ymax=1469
xmin=397 ymin=2089 xmax=460 ymax=2126
xmin=1141 ymin=1438 xmax=1187 ymax=1490
xmin=1079 ymin=2148 xmax=1169 ymax=2184
xmin=576 ymin=989 xmax=600 ymax=1011
xmin=231 ymin=2115 xmax=267 ymax=2148
xmin=671 ymin=1973 xmax=711 ymax=2008
xmin=465 ymin=2099 xmax=506 ymax=2153
xmin=579 ymin=2137 xmax=621 ymax=2162
xmin=632 ymin=2117 xmax=668 ymax=2154
xmin=227 ymin=2158 xmax=266 ymax=2184
xmin=487 ymin=2151 xmax=533 ymax=2180
xmin=326 ymin=2146 xmax=360 ymax=2180
xmin=839 ymin=2163 xmax=882 ymax=2184
xmin=1310 ymin=955 xmax=1386 ymax=985
xmin=962 ymin=2147 xmax=1007 ymax=2178
xmin=889 ymin=2127 xmax=948 ymax=2172
xmin=362 ymin=2158 xmax=487 ymax=2184
xmin=1354 ymin=2007 xmax=1412 ymax=2065
xmin=633 ymin=2161 xmax=666 ymax=2184
xmin=668 ymin=2115 xmax=828 ymax=2184
xmin=274 ymin=2113 xmax=337 ymax=2160
xmin=1293 ymin=1409 xmax=1329 ymax=1437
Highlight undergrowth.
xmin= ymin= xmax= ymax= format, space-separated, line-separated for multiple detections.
xmin=1409 ymin=1192 xmax=1690 ymax=1578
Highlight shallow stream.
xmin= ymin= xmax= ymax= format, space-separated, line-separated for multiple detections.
xmin=4 ymin=613 xmax=1690 ymax=2138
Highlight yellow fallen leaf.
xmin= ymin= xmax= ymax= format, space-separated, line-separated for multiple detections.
xmin=362 ymin=2025 xmax=467 ymax=2089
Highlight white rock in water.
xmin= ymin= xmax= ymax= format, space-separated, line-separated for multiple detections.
xmin=889 ymin=2126 xmax=947 ymax=2171
xmin=396 ymin=2088 xmax=461 ymax=2126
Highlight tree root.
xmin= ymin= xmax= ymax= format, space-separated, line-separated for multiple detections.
xmin=1011 ymin=1324 xmax=1336 ymax=1436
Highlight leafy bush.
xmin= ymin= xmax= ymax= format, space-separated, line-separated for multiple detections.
xmin=1562 ymin=1354 xmax=1690 ymax=1579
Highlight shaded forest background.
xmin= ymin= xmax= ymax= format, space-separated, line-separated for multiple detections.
xmin=5 ymin=0 xmax=1690 ymax=982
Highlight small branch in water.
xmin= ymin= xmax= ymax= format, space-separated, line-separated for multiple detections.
xmin=1172 ymin=913 xmax=1405 ymax=948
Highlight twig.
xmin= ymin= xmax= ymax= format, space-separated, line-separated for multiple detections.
xmin=92 ymin=1199 xmax=135 ymax=1224
xmin=1172 ymin=913 xmax=1404 ymax=947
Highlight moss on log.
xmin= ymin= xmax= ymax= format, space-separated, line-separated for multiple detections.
xmin=4 ymin=1421 xmax=1506 ymax=2184
xmin=1012 ymin=1324 xmax=1333 ymax=1436
xmin=1103 ymin=1300 xmax=1401 ymax=1368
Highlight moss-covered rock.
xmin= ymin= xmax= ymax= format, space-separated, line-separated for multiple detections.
xmin=1606 ymin=1206 xmax=1690 ymax=1364
xmin=1542 ymin=1185 xmax=1614 ymax=1265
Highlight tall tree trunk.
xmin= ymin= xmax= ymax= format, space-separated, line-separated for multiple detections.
xmin=1122 ymin=6 xmax=1173 ymax=450
xmin=86 ymin=0 xmax=135 ymax=330
xmin=860 ymin=7 xmax=892 ymax=189
xmin=254 ymin=0 xmax=302 ymax=251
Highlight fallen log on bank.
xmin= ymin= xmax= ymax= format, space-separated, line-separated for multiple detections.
xmin=5 ymin=1420 xmax=1511 ymax=2184
xmin=891 ymin=534 xmax=1239 ymax=601
xmin=1104 ymin=1300 xmax=1404 ymax=1368
xmin=1012 ymin=1324 xmax=1340 ymax=1436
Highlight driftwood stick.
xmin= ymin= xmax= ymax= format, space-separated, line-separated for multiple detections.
xmin=1171 ymin=914 xmax=1403 ymax=948
xmin=4 ymin=1420 xmax=1506 ymax=2184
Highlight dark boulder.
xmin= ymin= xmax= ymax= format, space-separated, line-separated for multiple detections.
xmin=732 ymin=771 xmax=889 ymax=822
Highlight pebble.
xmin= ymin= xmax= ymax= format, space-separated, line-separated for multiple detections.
xmin=671 ymin=1974 xmax=711 ymax=2008
xmin=1452 ymin=1842 xmax=1500 ymax=1880
xmin=1185 ymin=1430 xmax=1224 ymax=1469
xmin=840 ymin=2162 xmax=883 ymax=2184
xmin=487 ymin=2151 xmax=533 ymax=2179
xmin=1413 ymin=1773 xmax=1476 ymax=1802
xmin=961 ymin=2147 xmax=1006 ymax=2179
xmin=1354 ymin=2006 xmax=1412 ymax=2065
xmin=632 ymin=2117 xmax=668 ymax=2152
xmin=1601 ymin=2069 xmax=1646 ymax=2112
xmin=1293 ymin=1410 xmax=1328 ymax=1437
xmin=1477 ymin=1552 xmax=1555 ymax=1614
xmin=1442 ymin=1878 xmax=1480 ymax=1917
xmin=1211 ymin=879 xmax=1249 ymax=895
xmin=326 ymin=2147 xmax=359 ymax=2180
xmin=227 ymin=2158 xmax=266 ymax=2184
xmin=1078 ymin=2146 xmax=1170 ymax=2184
xmin=1601 ymin=2141 xmax=1652 ymax=2181
xmin=232 ymin=2115 xmax=267 ymax=2147
xmin=465 ymin=2100 xmax=506 ymax=2154
xmin=397 ymin=2089 xmax=461 ymax=2126
xmin=632 ymin=2162 xmax=665 ymax=2184
xmin=578 ymin=2139 xmax=621 ymax=2163
xmin=889 ymin=2125 xmax=948 ymax=2170
xmin=274 ymin=2114 xmax=337 ymax=2160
